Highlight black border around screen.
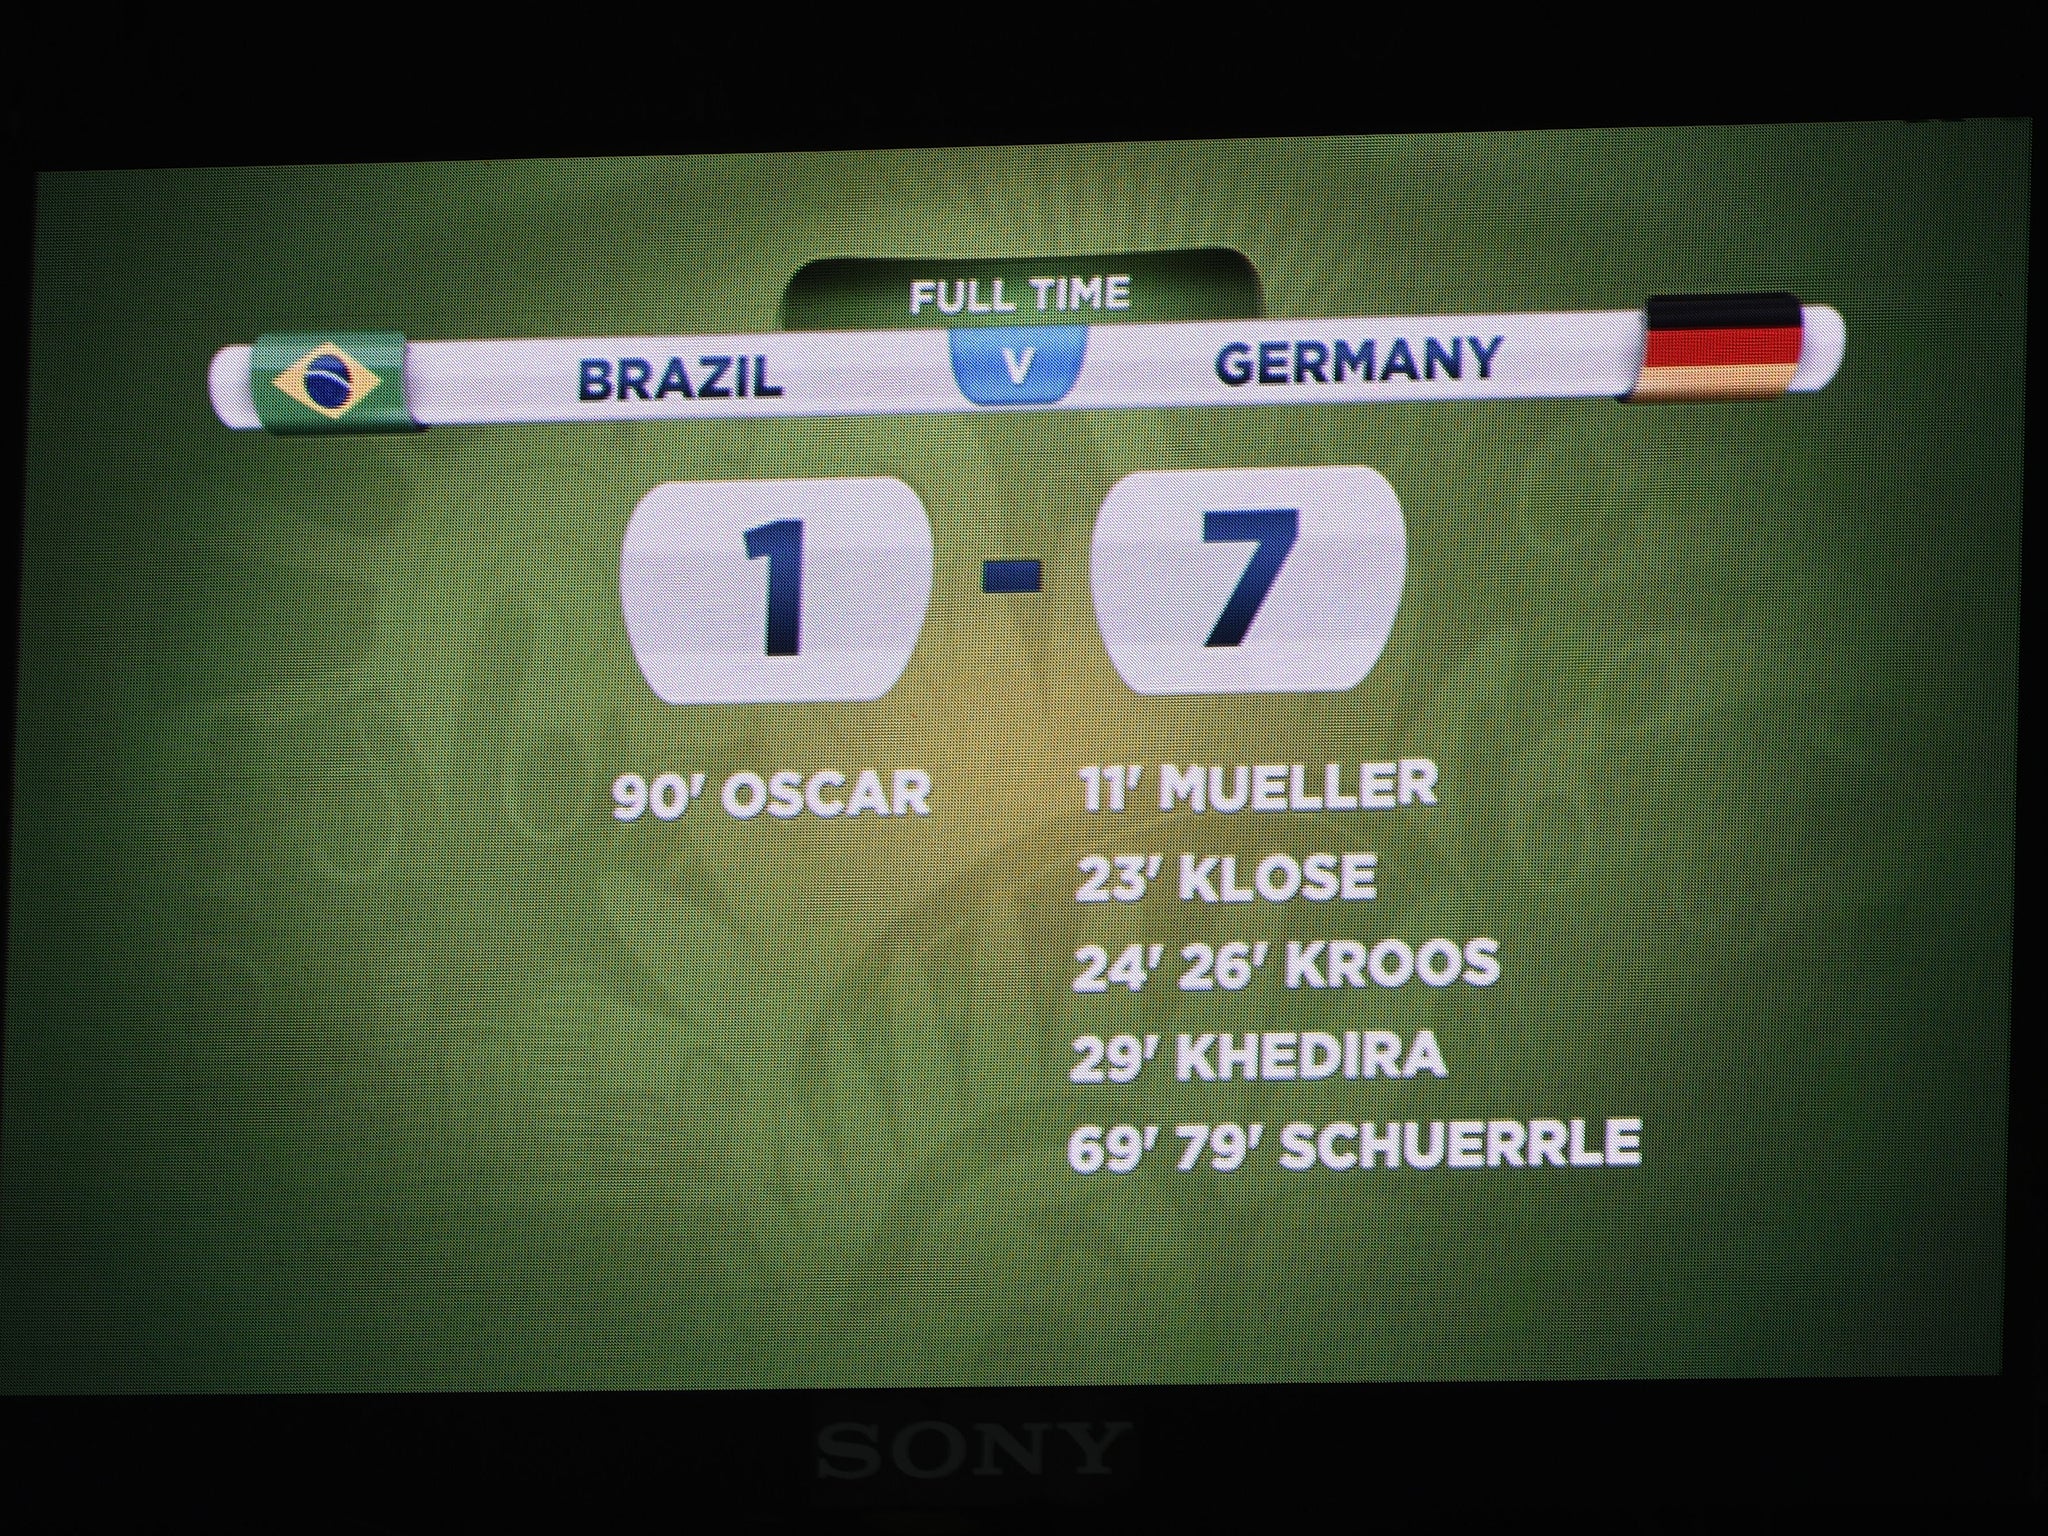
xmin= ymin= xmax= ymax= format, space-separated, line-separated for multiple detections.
xmin=1 ymin=39 xmax=2036 ymax=1527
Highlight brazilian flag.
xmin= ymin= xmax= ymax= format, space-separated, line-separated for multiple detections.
xmin=251 ymin=330 xmax=417 ymax=433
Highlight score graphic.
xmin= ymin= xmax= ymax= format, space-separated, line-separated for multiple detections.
xmin=618 ymin=467 xmax=1407 ymax=703
xmin=213 ymin=297 xmax=1840 ymax=702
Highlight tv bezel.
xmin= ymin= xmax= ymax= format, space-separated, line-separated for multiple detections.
xmin=1 ymin=59 xmax=2034 ymax=1525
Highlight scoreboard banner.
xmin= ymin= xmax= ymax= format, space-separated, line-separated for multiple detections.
xmin=1 ymin=122 xmax=2025 ymax=1395
xmin=211 ymin=298 xmax=1848 ymax=429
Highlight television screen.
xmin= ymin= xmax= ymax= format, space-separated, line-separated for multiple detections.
xmin=3 ymin=120 xmax=2025 ymax=1427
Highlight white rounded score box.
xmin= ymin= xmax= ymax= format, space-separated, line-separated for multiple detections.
xmin=620 ymin=477 xmax=933 ymax=705
xmin=1091 ymin=466 xmax=1407 ymax=696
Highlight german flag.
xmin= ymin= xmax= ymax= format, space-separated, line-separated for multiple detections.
xmin=1627 ymin=293 xmax=1803 ymax=402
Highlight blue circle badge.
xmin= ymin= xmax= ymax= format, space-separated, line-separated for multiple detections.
xmin=303 ymin=353 xmax=353 ymax=411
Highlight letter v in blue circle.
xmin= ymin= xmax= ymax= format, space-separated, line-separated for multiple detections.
xmin=947 ymin=326 xmax=1089 ymax=406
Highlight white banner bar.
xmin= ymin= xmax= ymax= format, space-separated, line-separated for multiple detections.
xmin=209 ymin=307 xmax=1846 ymax=430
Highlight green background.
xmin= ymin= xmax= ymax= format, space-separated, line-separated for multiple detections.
xmin=3 ymin=122 xmax=2025 ymax=1392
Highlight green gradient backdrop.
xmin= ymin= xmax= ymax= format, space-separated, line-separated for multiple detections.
xmin=3 ymin=122 xmax=2025 ymax=1392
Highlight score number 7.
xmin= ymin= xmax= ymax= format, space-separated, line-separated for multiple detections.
xmin=1202 ymin=508 xmax=1298 ymax=647
xmin=1090 ymin=466 xmax=1404 ymax=695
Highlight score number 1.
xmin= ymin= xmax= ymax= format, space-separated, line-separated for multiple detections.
xmin=620 ymin=477 xmax=933 ymax=704
xmin=743 ymin=517 xmax=804 ymax=656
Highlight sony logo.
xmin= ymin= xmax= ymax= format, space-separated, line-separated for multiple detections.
xmin=815 ymin=1419 xmax=1133 ymax=1481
